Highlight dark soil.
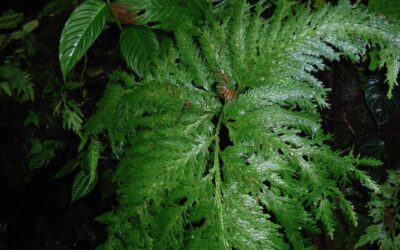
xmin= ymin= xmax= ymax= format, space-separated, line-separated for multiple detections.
xmin=0 ymin=3 xmax=115 ymax=249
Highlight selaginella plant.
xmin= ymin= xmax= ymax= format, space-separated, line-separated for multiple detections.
xmin=75 ymin=1 xmax=400 ymax=249
xmin=356 ymin=170 xmax=400 ymax=250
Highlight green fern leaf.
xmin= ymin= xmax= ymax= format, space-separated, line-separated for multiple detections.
xmin=316 ymin=199 xmax=335 ymax=239
xmin=59 ymin=0 xmax=109 ymax=79
xmin=352 ymin=169 xmax=380 ymax=193
xmin=0 ymin=64 xmax=34 ymax=101
xmin=355 ymin=156 xmax=382 ymax=167
xmin=88 ymin=1 xmax=400 ymax=249
xmin=80 ymin=83 xmax=125 ymax=151
xmin=356 ymin=170 xmax=400 ymax=250
xmin=62 ymin=99 xmax=83 ymax=134
xmin=338 ymin=194 xmax=358 ymax=227
xmin=120 ymin=26 xmax=159 ymax=77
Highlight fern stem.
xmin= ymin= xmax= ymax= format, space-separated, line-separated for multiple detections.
xmin=213 ymin=113 xmax=229 ymax=248
xmin=213 ymin=114 xmax=222 ymax=200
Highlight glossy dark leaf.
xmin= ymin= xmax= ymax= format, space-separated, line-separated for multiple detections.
xmin=357 ymin=136 xmax=400 ymax=180
xmin=357 ymin=136 xmax=387 ymax=160
xmin=364 ymin=76 xmax=399 ymax=126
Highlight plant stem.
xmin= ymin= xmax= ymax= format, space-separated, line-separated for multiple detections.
xmin=214 ymin=115 xmax=222 ymax=201
xmin=213 ymin=113 xmax=229 ymax=248
xmin=107 ymin=0 xmax=123 ymax=31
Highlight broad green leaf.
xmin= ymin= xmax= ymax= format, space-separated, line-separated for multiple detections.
xmin=87 ymin=138 xmax=101 ymax=184
xmin=59 ymin=0 xmax=109 ymax=80
xmin=71 ymin=170 xmax=98 ymax=203
xmin=30 ymin=138 xmax=43 ymax=155
xmin=40 ymin=0 xmax=78 ymax=18
xmin=28 ymin=139 xmax=57 ymax=170
xmin=0 ymin=82 xmax=12 ymax=96
xmin=9 ymin=30 xmax=25 ymax=40
xmin=24 ymin=110 xmax=40 ymax=127
xmin=22 ymin=20 xmax=39 ymax=33
xmin=0 ymin=11 xmax=24 ymax=30
xmin=120 ymin=26 xmax=159 ymax=77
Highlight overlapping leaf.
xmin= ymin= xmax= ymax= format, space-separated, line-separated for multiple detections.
xmin=59 ymin=0 xmax=109 ymax=79
xmin=114 ymin=0 xmax=209 ymax=30
xmin=119 ymin=26 xmax=159 ymax=77
xmin=87 ymin=138 xmax=101 ymax=184
xmin=71 ymin=170 xmax=98 ymax=203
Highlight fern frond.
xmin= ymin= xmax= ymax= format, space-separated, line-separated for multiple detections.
xmin=81 ymin=82 xmax=125 ymax=151
xmin=355 ymin=156 xmax=383 ymax=167
xmin=260 ymin=0 xmax=400 ymax=97
xmin=356 ymin=170 xmax=400 ymax=250
xmin=261 ymin=190 xmax=319 ymax=248
xmin=62 ymin=99 xmax=83 ymax=134
xmin=0 ymin=64 xmax=34 ymax=101
xmin=90 ymin=1 xmax=400 ymax=249
xmin=316 ymin=198 xmax=335 ymax=239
